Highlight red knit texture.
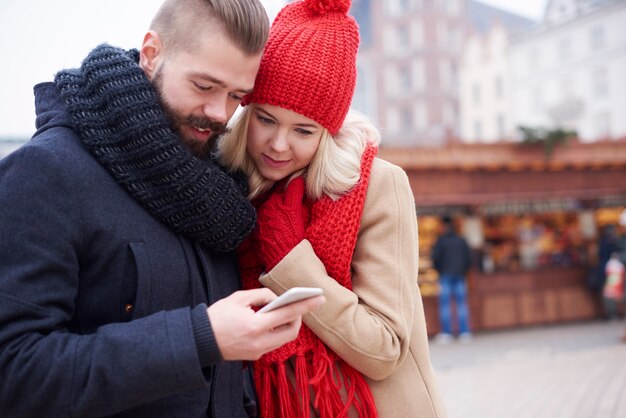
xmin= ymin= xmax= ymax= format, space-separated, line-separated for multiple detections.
xmin=242 ymin=0 xmax=360 ymax=135
xmin=239 ymin=146 xmax=379 ymax=418
xmin=256 ymin=177 xmax=310 ymax=270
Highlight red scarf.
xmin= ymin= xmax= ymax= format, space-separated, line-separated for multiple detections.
xmin=239 ymin=146 xmax=378 ymax=418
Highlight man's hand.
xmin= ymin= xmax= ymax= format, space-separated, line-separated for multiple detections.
xmin=207 ymin=288 xmax=325 ymax=360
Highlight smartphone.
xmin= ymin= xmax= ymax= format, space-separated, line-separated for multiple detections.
xmin=257 ymin=287 xmax=323 ymax=313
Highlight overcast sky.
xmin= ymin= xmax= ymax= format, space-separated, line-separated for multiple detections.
xmin=0 ymin=0 xmax=547 ymax=138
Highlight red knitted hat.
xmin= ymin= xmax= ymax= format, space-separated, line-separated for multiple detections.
xmin=242 ymin=0 xmax=360 ymax=135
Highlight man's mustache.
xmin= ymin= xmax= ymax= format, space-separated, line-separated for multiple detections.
xmin=186 ymin=116 xmax=228 ymax=137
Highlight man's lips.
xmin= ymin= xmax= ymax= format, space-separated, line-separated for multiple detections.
xmin=185 ymin=124 xmax=212 ymax=141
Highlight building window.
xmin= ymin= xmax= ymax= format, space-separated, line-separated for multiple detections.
xmin=472 ymin=83 xmax=481 ymax=105
xmin=410 ymin=19 xmax=424 ymax=49
xmin=443 ymin=103 xmax=455 ymax=127
xmin=400 ymin=66 xmax=411 ymax=92
xmin=412 ymin=58 xmax=426 ymax=91
xmin=414 ymin=102 xmax=428 ymax=129
xmin=385 ymin=0 xmax=411 ymax=16
xmin=528 ymin=48 xmax=541 ymax=72
xmin=495 ymin=77 xmax=504 ymax=100
xmin=384 ymin=65 xmax=399 ymax=97
xmin=592 ymin=67 xmax=608 ymax=98
xmin=558 ymin=38 xmax=571 ymax=61
xmin=353 ymin=62 xmax=376 ymax=118
xmin=401 ymin=107 xmax=413 ymax=131
xmin=447 ymin=0 xmax=460 ymax=15
xmin=448 ymin=27 xmax=461 ymax=53
xmin=439 ymin=60 xmax=451 ymax=93
xmin=590 ymin=26 xmax=605 ymax=50
xmin=386 ymin=108 xmax=401 ymax=135
xmin=474 ymin=120 xmax=483 ymax=140
xmin=437 ymin=22 xmax=449 ymax=50
xmin=496 ymin=114 xmax=505 ymax=139
xmin=397 ymin=25 xmax=410 ymax=48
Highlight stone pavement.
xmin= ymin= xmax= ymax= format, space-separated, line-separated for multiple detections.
xmin=428 ymin=320 xmax=626 ymax=418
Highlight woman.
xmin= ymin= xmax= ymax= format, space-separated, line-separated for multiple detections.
xmin=219 ymin=0 xmax=446 ymax=416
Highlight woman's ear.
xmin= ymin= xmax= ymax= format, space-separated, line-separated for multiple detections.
xmin=139 ymin=31 xmax=162 ymax=79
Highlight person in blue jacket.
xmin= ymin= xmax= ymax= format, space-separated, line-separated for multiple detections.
xmin=431 ymin=215 xmax=473 ymax=343
xmin=0 ymin=0 xmax=324 ymax=417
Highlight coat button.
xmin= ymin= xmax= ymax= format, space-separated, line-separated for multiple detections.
xmin=124 ymin=304 xmax=133 ymax=313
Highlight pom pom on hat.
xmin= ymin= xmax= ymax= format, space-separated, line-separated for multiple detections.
xmin=243 ymin=0 xmax=360 ymax=135
xmin=305 ymin=0 xmax=351 ymax=15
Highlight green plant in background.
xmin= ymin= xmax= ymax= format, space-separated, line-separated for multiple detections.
xmin=518 ymin=126 xmax=577 ymax=159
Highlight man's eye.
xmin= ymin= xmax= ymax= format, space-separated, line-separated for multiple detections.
xmin=194 ymin=82 xmax=212 ymax=91
xmin=229 ymin=93 xmax=244 ymax=101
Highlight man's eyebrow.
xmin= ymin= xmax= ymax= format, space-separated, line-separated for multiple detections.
xmin=189 ymin=72 xmax=253 ymax=94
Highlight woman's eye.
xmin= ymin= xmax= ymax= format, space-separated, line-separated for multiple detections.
xmin=229 ymin=93 xmax=244 ymax=101
xmin=257 ymin=115 xmax=275 ymax=125
xmin=295 ymin=128 xmax=313 ymax=136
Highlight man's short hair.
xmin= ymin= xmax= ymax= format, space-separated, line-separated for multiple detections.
xmin=151 ymin=0 xmax=269 ymax=55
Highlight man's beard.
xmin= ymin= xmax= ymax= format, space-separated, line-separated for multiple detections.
xmin=152 ymin=67 xmax=229 ymax=159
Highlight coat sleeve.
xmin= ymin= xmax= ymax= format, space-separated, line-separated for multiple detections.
xmin=0 ymin=144 xmax=208 ymax=417
xmin=260 ymin=159 xmax=420 ymax=381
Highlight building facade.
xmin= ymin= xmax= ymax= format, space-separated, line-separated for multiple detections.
xmin=458 ymin=2 xmax=534 ymax=142
xmin=459 ymin=23 xmax=516 ymax=142
xmin=351 ymin=0 xmax=467 ymax=147
xmin=509 ymin=0 xmax=626 ymax=142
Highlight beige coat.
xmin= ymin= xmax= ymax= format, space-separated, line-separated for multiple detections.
xmin=260 ymin=158 xmax=447 ymax=417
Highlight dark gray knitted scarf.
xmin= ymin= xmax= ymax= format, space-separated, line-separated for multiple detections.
xmin=54 ymin=44 xmax=255 ymax=252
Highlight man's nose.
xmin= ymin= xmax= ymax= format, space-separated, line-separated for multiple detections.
xmin=202 ymin=96 xmax=228 ymax=125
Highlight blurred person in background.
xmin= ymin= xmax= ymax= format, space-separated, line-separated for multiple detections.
xmin=218 ymin=0 xmax=447 ymax=416
xmin=618 ymin=209 xmax=626 ymax=342
xmin=592 ymin=224 xmax=620 ymax=293
xmin=0 ymin=0 xmax=325 ymax=416
xmin=432 ymin=215 xmax=473 ymax=344
xmin=602 ymin=252 xmax=624 ymax=321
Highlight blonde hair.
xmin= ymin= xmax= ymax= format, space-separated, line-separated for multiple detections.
xmin=218 ymin=105 xmax=381 ymax=201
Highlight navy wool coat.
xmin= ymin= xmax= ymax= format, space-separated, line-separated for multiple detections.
xmin=0 ymin=83 xmax=251 ymax=417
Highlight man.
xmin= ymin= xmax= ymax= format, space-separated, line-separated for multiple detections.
xmin=0 ymin=0 xmax=324 ymax=416
xmin=431 ymin=215 xmax=473 ymax=344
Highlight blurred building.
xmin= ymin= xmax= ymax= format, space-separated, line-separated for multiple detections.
xmin=351 ymin=0 xmax=467 ymax=147
xmin=458 ymin=2 xmax=535 ymax=142
xmin=509 ymin=0 xmax=626 ymax=141
xmin=0 ymin=138 xmax=28 ymax=159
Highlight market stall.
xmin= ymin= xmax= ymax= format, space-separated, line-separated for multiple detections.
xmin=379 ymin=139 xmax=626 ymax=335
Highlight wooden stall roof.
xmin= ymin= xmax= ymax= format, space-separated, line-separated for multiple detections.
xmin=377 ymin=138 xmax=626 ymax=211
xmin=378 ymin=138 xmax=626 ymax=172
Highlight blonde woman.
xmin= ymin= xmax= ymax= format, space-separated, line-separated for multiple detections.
xmin=219 ymin=0 xmax=447 ymax=416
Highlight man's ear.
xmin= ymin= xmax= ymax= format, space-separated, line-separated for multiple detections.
xmin=139 ymin=30 xmax=162 ymax=79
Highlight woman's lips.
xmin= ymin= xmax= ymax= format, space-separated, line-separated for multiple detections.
xmin=262 ymin=153 xmax=290 ymax=168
